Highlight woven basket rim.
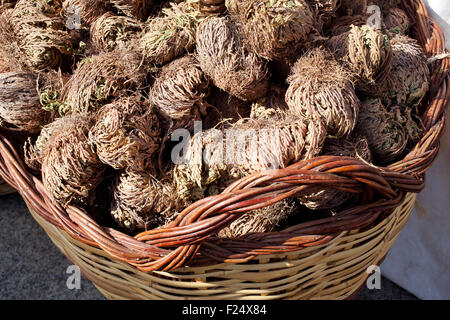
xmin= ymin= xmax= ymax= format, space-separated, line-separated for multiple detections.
xmin=0 ymin=0 xmax=448 ymax=273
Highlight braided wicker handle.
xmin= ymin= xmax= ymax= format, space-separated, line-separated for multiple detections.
xmin=0 ymin=0 xmax=448 ymax=272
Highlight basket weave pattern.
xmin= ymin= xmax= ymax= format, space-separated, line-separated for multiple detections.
xmin=0 ymin=0 xmax=448 ymax=298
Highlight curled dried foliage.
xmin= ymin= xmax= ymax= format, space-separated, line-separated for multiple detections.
xmin=0 ymin=13 xmax=25 ymax=72
xmin=196 ymin=17 xmax=269 ymax=101
xmin=62 ymin=0 xmax=111 ymax=26
xmin=150 ymin=55 xmax=210 ymax=130
xmin=384 ymin=7 xmax=410 ymax=36
xmin=62 ymin=48 xmax=148 ymax=114
xmin=306 ymin=0 xmax=339 ymax=30
xmin=298 ymin=135 xmax=372 ymax=210
xmin=89 ymin=95 xmax=161 ymax=171
xmin=91 ymin=12 xmax=142 ymax=52
xmin=138 ymin=0 xmax=203 ymax=66
xmin=286 ymin=48 xmax=359 ymax=137
xmin=110 ymin=0 xmax=152 ymax=21
xmin=218 ymin=198 xmax=299 ymax=238
xmin=355 ymin=98 xmax=420 ymax=165
xmin=41 ymin=113 xmax=106 ymax=206
xmin=174 ymin=110 xmax=326 ymax=202
xmin=382 ymin=35 xmax=430 ymax=108
xmin=0 ymin=72 xmax=50 ymax=133
xmin=325 ymin=25 xmax=392 ymax=95
xmin=225 ymin=0 xmax=315 ymax=61
xmin=111 ymin=169 xmax=180 ymax=231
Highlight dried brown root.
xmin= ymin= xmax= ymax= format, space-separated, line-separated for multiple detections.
xmin=195 ymin=17 xmax=269 ymax=101
xmin=382 ymin=35 xmax=430 ymax=108
xmin=150 ymin=55 xmax=210 ymax=131
xmin=110 ymin=169 xmax=181 ymax=232
xmin=173 ymin=110 xmax=326 ymax=203
xmin=62 ymin=48 xmax=148 ymax=114
xmin=286 ymin=47 xmax=360 ymax=138
xmin=384 ymin=7 xmax=410 ymax=37
xmin=355 ymin=98 xmax=420 ymax=165
xmin=62 ymin=0 xmax=111 ymax=26
xmin=138 ymin=0 xmax=207 ymax=66
xmin=0 ymin=72 xmax=52 ymax=133
xmin=298 ymin=135 xmax=372 ymax=210
xmin=90 ymin=12 xmax=143 ymax=52
xmin=41 ymin=113 xmax=106 ymax=206
xmin=89 ymin=95 xmax=161 ymax=171
xmin=218 ymin=198 xmax=299 ymax=238
xmin=325 ymin=24 xmax=392 ymax=96
xmin=225 ymin=0 xmax=315 ymax=61
xmin=110 ymin=0 xmax=152 ymax=21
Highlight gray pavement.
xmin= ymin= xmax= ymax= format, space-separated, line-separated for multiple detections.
xmin=0 ymin=192 xmax=417 ymax=300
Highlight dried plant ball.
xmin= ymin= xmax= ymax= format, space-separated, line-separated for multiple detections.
xmin=62 ymin=0 xmax=111 ymax=26
xmin=384 ymin=7 xmax=410 ymax=36
xmin=138 ymin=1 xmax=202 ymax=66
xmin=90 ymin=12 xmax=142 ymax=52
xmin=225 ymin=0 xmax=315 ymax=61
xmin=218 ymin=198 xmax=299 ymax=238
xmin=174 ymin=111 xmax=326 ymax=202
xmin=110 ymin=0 xmax=152 ymax=21
xmin=355 ymin=98 xmax=420 ymax=165
xmin=150 ymin=55 xmax=210 ymax=126
xmin=89 ymin=96 xmax=161 ymax=171
xmin=196 ymin=17 xmax=269 ymax=101
xmin=111 ymin=169 xmax=180 ymax=231
xmin=0 ymin=72 xmax=50 ymax=133
xmin=382 ymin=35 xmax=430 ymax=108
xmin=41 ymin=113 xmax=106 ymax=206
xmin=0 ymin=13 xmax=24 ymax=72
xmin=325 ymin=25 xmax=392 ymax=95
xmin=286 ymin=48 xmax=359 ymax=138
xmin=298 ymin=136 xmax=372 ymax=210
xmin=62 ymin=49 xmax=148 ymax=114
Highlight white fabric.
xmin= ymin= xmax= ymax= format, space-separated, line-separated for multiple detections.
xmin=380 ymin=0 xmax=450 ymax=300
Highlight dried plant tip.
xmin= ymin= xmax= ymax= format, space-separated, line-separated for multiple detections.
xmin=382 ymin=35 xmax=430 ymax=108
xmin=111 ymin=169 xmax=180 ymax=232
xmin=196 ymin=17 xmax=269 ymax=101
xmin=355 ymin=98 xmax=418 ymax=165
xmin=173 ymin=110 xmax=326 ymax=202
xmin=62 ymin=48 xmax=148 ymax=114
xmin=150 ymin=55 xmax=210 ymax=129
xmin=218 ymin=198 xmax=299 ymax=238
xmin=298 ymin=135 xmax=372 ymax=210
xmin=41 ymin=113 xmax=106 ymax=206
xmin=225 ymin=0 xmax=315 ymax=61
xmin=0 ymin=72 xmax=50 ymax=133
xmin=286 ymin=47 xmax=360 ymax=138
xmin=89 ymin=95 xmax=161 ymax=171
xmin=91 ymin=12 xmax=142 ymax=52
xmin=325 ymin=25 xmax=392 ymax=96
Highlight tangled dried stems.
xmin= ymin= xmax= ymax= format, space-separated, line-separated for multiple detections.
xmin=62 ymin=0 xmax=111 ymax=26
xmin=150 ymin=55 xmax=210 ymax=131
xmin=110 ymin=0 xmax=152 ymax=21
xmin=298 ymin=135 xmax=372 ymax=210
xmin=196 ymin=17 xmax=269 ymax=101
xmin=62 ymin=48 xmax=148 ymax=114
xmin=174 ymin=110 xmax=326 ymax=202
xmin=325 ymin=24 xmax=392 ymax=96
xmin=286 ymin=47 xmax=360 ymax=138
xmin=306 ymin=0 xmax=339 ymax=30
xmin=0 ymin=72 xmax=51 ymax=133
xmin=111 ymin=169 xmax=181 ymax=231
xmin=218 ymin=198 xmax=299 ymax=238
xmin=41 ymin=113 xmax=106 ymax=206
xmin=89 ymin=95 xmax=161 ymax=171
xmin=0 ymin=13 xmax=26 ymax=72
xmin=250 ymin=83 xmax=288 ymax=120
xmin=382 ymin=34 xmax=430 ymax=108
xmin=91 ymin=12 xmax=143 ymax=52
xmin=138 ymin=0 xmax=206 ymax=66
xmin=226 ymin=0 xmax=315 ymax=61
xmin=355 ymin=98 xmax=420 ymax=165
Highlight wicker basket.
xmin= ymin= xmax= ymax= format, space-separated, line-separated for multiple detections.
xmin=0 ymin=0 xmax=448 ymax=300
